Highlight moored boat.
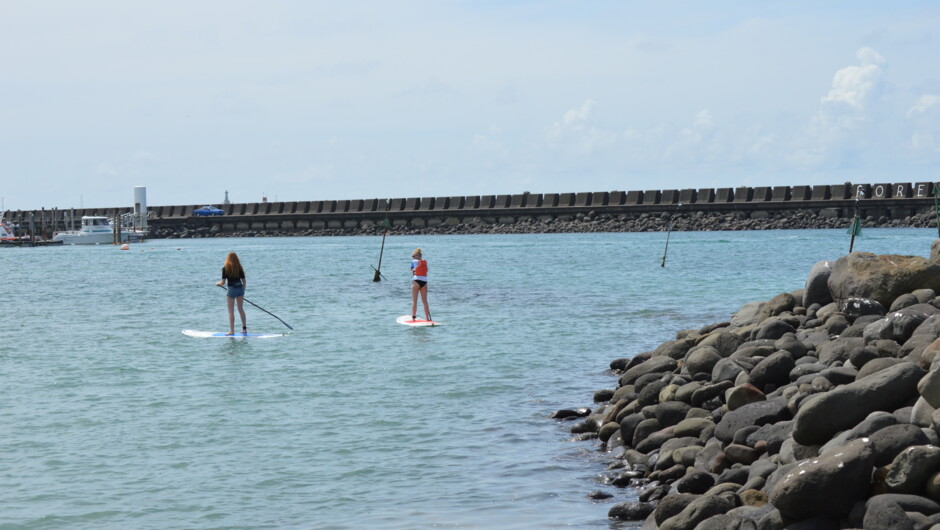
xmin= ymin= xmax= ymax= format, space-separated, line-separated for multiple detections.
xmin=53 ymin=216 xmax=131 ymax=245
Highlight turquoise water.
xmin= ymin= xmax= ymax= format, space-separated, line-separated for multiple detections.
xmin=1 ymin=229 xmax=935 ymax=529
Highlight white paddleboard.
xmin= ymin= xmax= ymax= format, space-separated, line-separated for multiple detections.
xmin=182 ymin=329 xmax=285 ymax=339
xmin=396 ymin=315 xmax=442 ymax=327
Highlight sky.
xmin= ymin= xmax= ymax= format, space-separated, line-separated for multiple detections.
xmin=1 ymin=1 xmax=938 ymax=210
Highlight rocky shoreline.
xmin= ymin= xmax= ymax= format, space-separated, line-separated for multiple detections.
xmin=554 ymin=241 xmax=940 ymax=529
xmin=149 ymin=210 xmax=940 ymax=239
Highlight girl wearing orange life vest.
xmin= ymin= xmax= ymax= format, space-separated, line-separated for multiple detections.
xmin=410 ymin=248 xmax=431 ymax=321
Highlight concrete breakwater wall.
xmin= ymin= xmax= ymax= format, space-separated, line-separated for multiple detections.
xmin=8 ymin=181 xmax=940 ymax=237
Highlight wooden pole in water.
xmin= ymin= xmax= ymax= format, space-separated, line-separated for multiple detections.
xmin=660 ymin=203 xmax=682 ymax=268
xmin=849 ymin=189 xmax=862 ymax=253
xmin=373 ymin=199 xmax=392 ymax=282
xmin=934 ymin=185 xmax=940 ymax=239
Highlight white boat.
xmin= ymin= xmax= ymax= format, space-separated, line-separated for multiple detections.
xmin=0 ymin=222 xmax=13 ymax=240
xmin=53 ymin=216 xmax=130 ymax=245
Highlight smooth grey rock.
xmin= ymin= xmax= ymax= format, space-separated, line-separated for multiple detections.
xmin=621 ymin=356 xmax=679 ymax=386
xmin=792 ymin=362 xmax=926 ymax=445
xmin=685 ymin=347 xmax=722 ymax=377
xmin=828 ymin=252 xmax=940 ymax=308
xmin=912 ymin=396 xmax=936 ymax=427
xmin=769 ymin=437 xmax=876 ymax=520
xmin=817 ymin=337 xmax=865 ymax=366
xmin=863 ymin=496 xmax=915 ymax=530
xmin=870 ymin=423 xmax=931 ymax=467
xmin=753 ymin=319 xmax=797 ymax=341
xmin=655 ymin=401 xmax=692 ymax=428
xmin=885 ymin=445 xmax=940 ymax=494
xmin=659 ymin=492 xmax=736 ymax=530
xmin=696 ymin=331 xmax=746 ymax=357
xmin=804 ymin=260 xmax=835 ymax=308
xmin=732 ymin=301 xmax=766 ymax=328
xmin=919 ymin=368 xmax=940 ymax=408
xmin=608 ymin=501 xmax=656 ymax=521
xmin=819 ymin=411 xmax=899 ymax=456
xmin=748 ymin=351 xmax=795 ymax=392
xmin=856 ymin=357 xmax=902 ymax=380
xmin=746 ymin=420 xmax=794 ymax=455
xmin=714 ymin=398 xmax=791 ymax=444
xmin=675 ymin=470 xmax=714 ymax=494
xmin=758 ymin=293 xmax=796 ymax=322
xmin=653 ymin=493 xmax=699 ymax=525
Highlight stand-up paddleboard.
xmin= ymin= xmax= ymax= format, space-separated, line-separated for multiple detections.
xmin=396 ymin=315 xmax=442 ymax=327
xmin=182 ymin=329 xmax=286 ymax=339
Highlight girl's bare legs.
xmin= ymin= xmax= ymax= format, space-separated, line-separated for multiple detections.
xmin=419 ymin=284 xmax=430 ymax=320
xmin=411 ymin=281 xmax=420 ymax=319
xmin=226 ymin=296 xmax=236 ymax=335
xmin=236 ymin=296 xmax=247 ymax=332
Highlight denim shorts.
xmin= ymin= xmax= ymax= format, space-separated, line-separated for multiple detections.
xmin=226 ymin=285 xmax=245 ymax=299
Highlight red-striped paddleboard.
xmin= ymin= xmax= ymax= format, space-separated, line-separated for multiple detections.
xmin=396 ymin=315 xmax=442 ymax=327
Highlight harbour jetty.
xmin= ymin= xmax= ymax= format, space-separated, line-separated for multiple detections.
xmin=6 ymin=181 xmax=940 ymax=238
xmin=560 ymin=241 xmax=940 ymax=528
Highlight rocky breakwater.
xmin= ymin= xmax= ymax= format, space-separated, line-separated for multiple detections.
xmin=555 ymin=240 xmax=940 ymax=528
xmin=150 ymin=209 xmax=940 ymax=239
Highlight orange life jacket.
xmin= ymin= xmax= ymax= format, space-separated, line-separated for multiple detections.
xmin=414 ymin=260 xmax=428 ymax=276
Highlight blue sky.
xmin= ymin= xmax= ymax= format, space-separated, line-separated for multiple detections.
xmin=1 ymin=1 xmax=938 ymax=210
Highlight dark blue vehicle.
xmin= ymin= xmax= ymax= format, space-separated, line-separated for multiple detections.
xmin=194 ymin=205 xmax=225 ymax=216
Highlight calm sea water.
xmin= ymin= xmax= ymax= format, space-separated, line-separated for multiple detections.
xmin=1 ymin=228 xmax=935 ymax=529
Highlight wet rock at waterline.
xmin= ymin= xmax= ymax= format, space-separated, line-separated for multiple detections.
xmin=563 ymin=241 xmax=940 ymax=526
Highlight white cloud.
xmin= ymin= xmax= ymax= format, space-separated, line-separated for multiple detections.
xmin=545 ymin=99 xmax=616 ymax=155
xmin=908 ymin=94 xmax=940 ymax=117
xmin=907 ymin=94 xmax=940 ymax=153
xmin=820 ymin=47 xmax=885 ymax=110
xmin=798 ymin=47 xmax=889 ymax=165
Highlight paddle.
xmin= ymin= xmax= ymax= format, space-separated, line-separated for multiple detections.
xmin=218 ymin=285 xmax=294 ymax=330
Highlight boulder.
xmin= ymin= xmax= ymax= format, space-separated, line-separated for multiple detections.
xmin=659 ymin=493 xmax=737 ymax=530
xmin=673 ymin=417 xmax=714 ymax=438
xmin=675 ymin=470 xmax=715 ymax=494
xmin=769 ymin=437 xmax=876 ymax=520
xmin=653 ymin=493 xmax=699 ymax=525
xmin=726 ymin=384 xmax=766 ymax=411
xmin=827 ymin=252 xmax=940 ymax=308
xmin=731 ymin=301 xmax=765 ymax=328
xmin=885 ymin=445 xmax=940 ymax=494
xmin=856 ymin=357 xmax=902 ymax=380
xmin=816 ymin=337 xmax=864 ymax=365
xmin=804 ymin=260 xmax=835 ymax=308
xmin=655 ymin=401 xmax=692 ymax=428
xmin=869 ymin=424 xmax=931 ymax=466
xmin=919 ymin=368 xmax=940 ymax=409
xmin=792 ymin=362 xmax=925 ymax=445
xmin=619 ymin=356 xmax=678 ymax=386
xmin=842 ymin=297 xmax=887 ymax=321
xmin=891 ymin=293 xmax=920 ymax=312
xmin=714 ymin=398 xmax=791 ymax=444
xmin=746 ymin=420 xmax=794 ymax=455
xmin=758 ymin=292 xmax=796 ymax=322
xmin=696 ymin=331 xmax=745 ymax=357
xmin=747 ymin=351 xmax=795 ymax=391
xmin=608 ymin=501 xmax=656 ymax=521
xmin=684 ymin=347 xmax=722 ymax=377
xmin=862 ymin=496 xmax=916 ymax=530
xmin=753 ymin=319 xmax=796 ymax=341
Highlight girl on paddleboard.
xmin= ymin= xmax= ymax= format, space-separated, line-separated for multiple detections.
xmin=410 ymin=248 xmax=431 ymax=321
xmin=216 ymin=252 xmax=247 ymax=335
